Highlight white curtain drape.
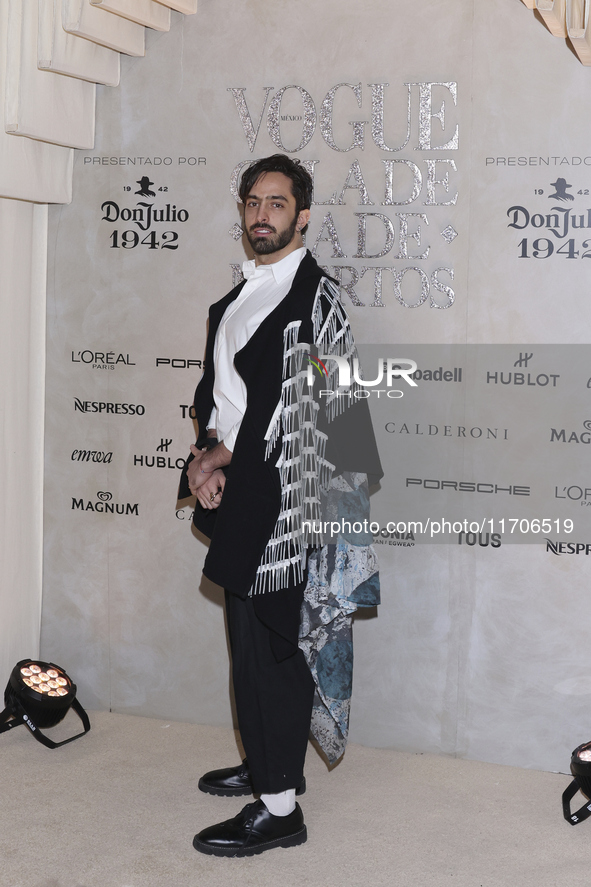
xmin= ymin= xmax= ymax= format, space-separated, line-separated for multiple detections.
xmin=0 ymin=0 xmax=195 ymax=678
xmin=0 ymin=197 xmax=47 ymax=677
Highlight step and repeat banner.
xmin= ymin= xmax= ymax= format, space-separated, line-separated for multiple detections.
xmin=42 ymin=0 xmax=591 ymax=771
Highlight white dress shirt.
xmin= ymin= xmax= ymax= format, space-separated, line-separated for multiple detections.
xmin=209 ymin=247 xmax=306 ymax=452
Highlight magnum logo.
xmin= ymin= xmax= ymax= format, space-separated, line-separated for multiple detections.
xmin=71 ymin=492 xmax=139 ymax=515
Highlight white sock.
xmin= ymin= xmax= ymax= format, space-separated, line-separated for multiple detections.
xmin=260 ymin=789 xmax=296 ymax=817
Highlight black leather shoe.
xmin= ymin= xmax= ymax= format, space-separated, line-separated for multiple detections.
xmin=192 ymin=800 xmax=307 ymax=857
xmin=198 ymin=759 xmax=306 ymax=797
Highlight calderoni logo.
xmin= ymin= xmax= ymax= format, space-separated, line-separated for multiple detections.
xmin=74 ymin=398 xmax=145 ymax=415
xmin=546 ymin=539 xmax=591 ymax=555
xmin=385 ymin=422 xmax=509 ymax=440
xmin=71 ymin=350 xmax=135 ymax=370
xmin=71 ymin=449 xmax=113 ymax=464
xmin=71 ymin=491 xmax=139 ymax=516
xmin=406 ymin=478 xmax=530 ymax=495
xmin=550 ymin=420 xmax=591 ymax=443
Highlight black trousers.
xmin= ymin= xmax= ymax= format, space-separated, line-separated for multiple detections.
xmin=224 ymin=579 xmax=315 ymax=795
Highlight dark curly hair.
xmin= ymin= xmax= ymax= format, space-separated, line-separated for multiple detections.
xmin=238 ymin=154 xmax=313 ymax=234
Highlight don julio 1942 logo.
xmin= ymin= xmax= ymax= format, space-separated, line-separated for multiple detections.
xmin=507 ymin=177 xmax=591 ymax=260
xmin=101 ymin=176 xmax=190 ymax=251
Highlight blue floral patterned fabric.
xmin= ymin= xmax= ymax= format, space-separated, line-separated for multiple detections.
xmin=299 ymin=472 xmax=379 ymax=763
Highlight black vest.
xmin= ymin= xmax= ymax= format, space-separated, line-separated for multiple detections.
xmin=179 ymin=251 xmax=382 ymax=597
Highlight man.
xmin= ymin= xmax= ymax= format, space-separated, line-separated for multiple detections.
xmin=180 ymin=154 xmax=381 ymax=858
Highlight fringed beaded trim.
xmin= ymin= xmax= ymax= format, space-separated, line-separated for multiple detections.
xmin=252 ymin=278 xmax=357 ymax=595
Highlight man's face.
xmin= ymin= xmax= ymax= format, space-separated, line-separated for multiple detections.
xmin=243 ymin=172 xmax=309 ymax=260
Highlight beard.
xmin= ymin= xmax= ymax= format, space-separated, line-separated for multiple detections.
xmin=245 ymin=212 xmax=299 ymax=256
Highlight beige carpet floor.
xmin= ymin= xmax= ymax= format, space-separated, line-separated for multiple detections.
xmin=0 ymin=709 xmax=588 ymax=887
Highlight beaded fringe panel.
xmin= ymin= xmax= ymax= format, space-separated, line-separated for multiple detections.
xmin=253 ymin=279 xmax=360 ymax=595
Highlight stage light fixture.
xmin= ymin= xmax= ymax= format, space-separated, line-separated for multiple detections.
xmin=0 ymin=659 xmax=90 ymax=748
xmin=562 ymin=741 xmax=591 ymax=824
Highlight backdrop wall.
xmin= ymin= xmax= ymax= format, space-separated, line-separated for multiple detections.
xmin=42 ymin=0 xmax=591 ymax=772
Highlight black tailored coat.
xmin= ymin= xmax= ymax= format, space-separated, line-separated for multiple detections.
xmin=179 ymin=250 xmax=382 ymax=599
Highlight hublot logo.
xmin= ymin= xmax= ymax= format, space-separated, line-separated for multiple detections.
xmin=485 ymin=351 xmax=559 ymax=388
xmin=134 ymin=438 xmax=186 ymax=470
